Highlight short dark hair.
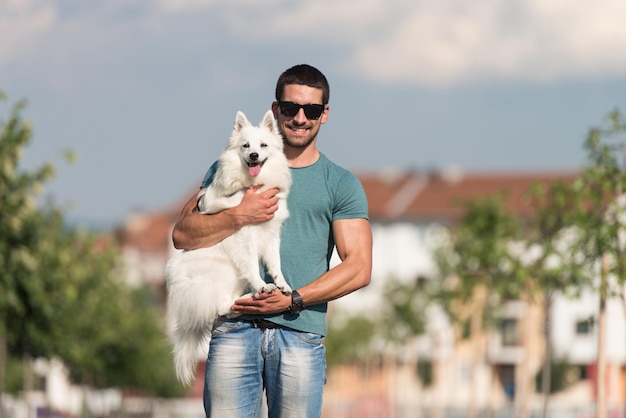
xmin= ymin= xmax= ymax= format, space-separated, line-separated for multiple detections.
xmin=275 ymin=64 xmax=330 ymax=105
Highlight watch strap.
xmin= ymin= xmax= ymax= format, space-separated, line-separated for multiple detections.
xmin=288 ymin=290 xmax=305 ymax=314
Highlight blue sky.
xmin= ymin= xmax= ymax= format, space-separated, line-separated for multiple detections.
xmin=2 ymin=0 xmax=626 ymax=228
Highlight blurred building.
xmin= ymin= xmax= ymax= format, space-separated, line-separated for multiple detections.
xmin=116 ymin=167 xmax=626 ymax=416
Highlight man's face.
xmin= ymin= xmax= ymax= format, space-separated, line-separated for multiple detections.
xmin=272 ymin=84 xmax=328 ymax=150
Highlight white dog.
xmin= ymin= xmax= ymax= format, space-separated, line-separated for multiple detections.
xmin=165 ymin=110 xmax=292 ymax=386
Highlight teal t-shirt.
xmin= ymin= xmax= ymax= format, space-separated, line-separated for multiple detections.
xmin=200 ymin=153 xmax=369 ymax=336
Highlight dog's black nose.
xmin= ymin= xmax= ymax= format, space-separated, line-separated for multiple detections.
xmin=249 ymin=153 xmax=259 ymax=161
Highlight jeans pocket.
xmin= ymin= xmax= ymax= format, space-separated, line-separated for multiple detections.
xmin=293 ymin=330 xmax=325 ymax=345
xmin=211 ymin=318 xmax=244 ymax=335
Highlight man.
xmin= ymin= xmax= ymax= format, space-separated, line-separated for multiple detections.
xmin=171 ymin=64 xmax=372 ymax=418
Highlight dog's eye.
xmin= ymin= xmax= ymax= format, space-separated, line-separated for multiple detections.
xmin=261 ymin=143 xmax=267 ymax=148
xmin=242 ymin=143 xmax=249 ymax=148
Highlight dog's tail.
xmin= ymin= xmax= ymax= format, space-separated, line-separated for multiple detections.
xmin=171 ymin=326 xmax=210 ymax=387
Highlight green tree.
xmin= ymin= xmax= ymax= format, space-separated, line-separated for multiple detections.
xmin=574 ymin=109 xmax=626 ymax=418
xmin=30 ymin=214 xmax=182 ymax=397
xmin=534 ymin=357 xmax=581 ymax=394
xmin=380 ymin=276 xmax=433 ymax=392
xmin=436 ymin=194 xmax=522 ymax=418
xmin=380 ymin=277 xmax=428 ymax=344
xmin=517 ymin=109 xmax=626 ymax=418
xmin=0 ymin=93 xmax=57 ymax=416
xmin=1 ymin=93 xmax=183 ymax=417
xmin=326 ymin=313 xmax=377 ymax=368
xmin=517 ymin=179 xmax=588 ymax=418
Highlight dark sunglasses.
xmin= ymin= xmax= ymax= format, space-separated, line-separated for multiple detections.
xmin=278 ymin=101 xmax=325 ymax=120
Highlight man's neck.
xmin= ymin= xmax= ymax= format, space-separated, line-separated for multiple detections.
xmin=285 ymin=146 xmax=320 ymax=168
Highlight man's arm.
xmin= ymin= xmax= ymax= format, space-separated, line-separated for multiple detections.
xmin=172 ymin=186 xmax=282 ymax=250
xmin=302 ymin=217 xmax=372 ymax=302
xmin=231 ymin=217 xmax=373 ymax=313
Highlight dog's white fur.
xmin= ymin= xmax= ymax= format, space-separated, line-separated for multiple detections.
xmin=165 ymin=110 xmax=292 ymax=386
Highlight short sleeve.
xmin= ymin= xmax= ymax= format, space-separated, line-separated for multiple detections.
xmin=200 ymin=161 xmax=219 ymax=188
xmin=333 ymin=171 xmax=369 ymax=221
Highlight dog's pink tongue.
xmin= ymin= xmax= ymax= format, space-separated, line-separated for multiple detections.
xmin=249 ymin=165 xmax=261 ymax=177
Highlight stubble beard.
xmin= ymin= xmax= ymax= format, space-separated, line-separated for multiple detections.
xmin=279 ymin=124 xmax=319 ymax=150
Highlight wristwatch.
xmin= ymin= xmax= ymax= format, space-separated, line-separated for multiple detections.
xmin=287 ymin=290 xmax=305 ymax=314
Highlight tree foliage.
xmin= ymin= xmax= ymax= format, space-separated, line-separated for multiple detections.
xmin=380 ymin=276 xmax=429 ymax=344
xmin=575 ymin=109 xmax=626 ymax=418
xmin=436 ymin=194 xmax=523 ymax=328
xmin=326 ymin=313 xmax=377 ymax=368
xmin=0 ymin=93 xmax=57 ymax=405
xmin=577 ymin=110 xmax=626 ymax=296
xmin=521 ymin=180 xmax=588 ymax=299
xmin=0 ymin=92 xmax=183 ymax=404
xmin=534 ymin=357 xmax=581 ymax=394
xmin=514 ymin=178 xmax=590 ymax=418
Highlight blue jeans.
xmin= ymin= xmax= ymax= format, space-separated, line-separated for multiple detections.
xmin=203 ymin=318 xmax=326 ymax=418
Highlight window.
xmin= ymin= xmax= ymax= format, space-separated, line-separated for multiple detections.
xmin=500 ymin=318 xmax=519 ymax=346
xmin=576 ymin=318 xmax=594 ymax=335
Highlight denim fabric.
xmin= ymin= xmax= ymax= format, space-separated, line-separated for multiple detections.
xmin=204 ymin=319 xmax=326 ymax=418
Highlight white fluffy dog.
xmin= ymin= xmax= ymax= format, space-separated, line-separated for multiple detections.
xmin=165 ymin=110 xmax=292 ymax=386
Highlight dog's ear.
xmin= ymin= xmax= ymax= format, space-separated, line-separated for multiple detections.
xmin=261 ymin=110 xmax=278 ymax=134
xmin=234 ymin=111 xmax=251 ymax=133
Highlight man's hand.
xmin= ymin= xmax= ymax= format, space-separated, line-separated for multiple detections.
xmin=232 ymin=186 xmax=281 ymax=226
xmin=231 ymin=289 xmax=291 ymax=315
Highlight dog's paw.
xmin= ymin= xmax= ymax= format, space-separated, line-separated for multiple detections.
xmin=277 ymin=283 xmax=292 ymax=295
xmin=272 ymin=278 xmax=292 ymax=294
xmin=259 ymin=283 xmax=277 ymax=293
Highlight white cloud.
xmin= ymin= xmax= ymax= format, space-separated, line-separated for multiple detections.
xmin=201 ymin=0 xmax=626 ymax=85
xmin=0 ymin=0 xmax=57 ymax=64
xmin=2 ymin=0 xmax=626 ymax=88
xmin=157 ymin=0 xmax=215 ymax=13
xmin=343 ymin=0 xmax=626 ymax=85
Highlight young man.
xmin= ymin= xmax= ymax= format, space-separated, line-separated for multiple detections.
xmin=171 ymin=64 xmax=372 ymax=418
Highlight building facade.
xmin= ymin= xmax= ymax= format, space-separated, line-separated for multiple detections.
xmin=117 ymin=168 xmax=625 ymax=416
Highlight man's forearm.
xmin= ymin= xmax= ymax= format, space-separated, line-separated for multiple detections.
xmin=172 ymin=207 xmax=242 ymax=250
xmin=171 ymin=186 xmax=281 ymax=251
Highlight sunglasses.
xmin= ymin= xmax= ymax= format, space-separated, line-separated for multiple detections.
xmin=278 ymin=101 xmax=325 ymax=120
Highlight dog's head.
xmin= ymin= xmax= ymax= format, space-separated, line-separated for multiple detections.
xmin=228 ymin=110 xmax=284 ymax=178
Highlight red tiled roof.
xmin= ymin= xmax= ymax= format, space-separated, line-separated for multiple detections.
xmin=117 ymin=170 xmax=579 ymax=249
xmin=357 ymin=169 xmax=578 ymax=223
xmin=115 ymin=210 xmax=178 ymax=252
xmin=115 ymin=185 xmax=200 ymax=252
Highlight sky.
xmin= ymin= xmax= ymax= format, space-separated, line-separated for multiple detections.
xmin=2 ymin=0 xmax=626 ymax=228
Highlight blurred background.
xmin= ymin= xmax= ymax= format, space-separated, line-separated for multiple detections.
xmin=2 ymin=1 xmax=626 ymax=417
